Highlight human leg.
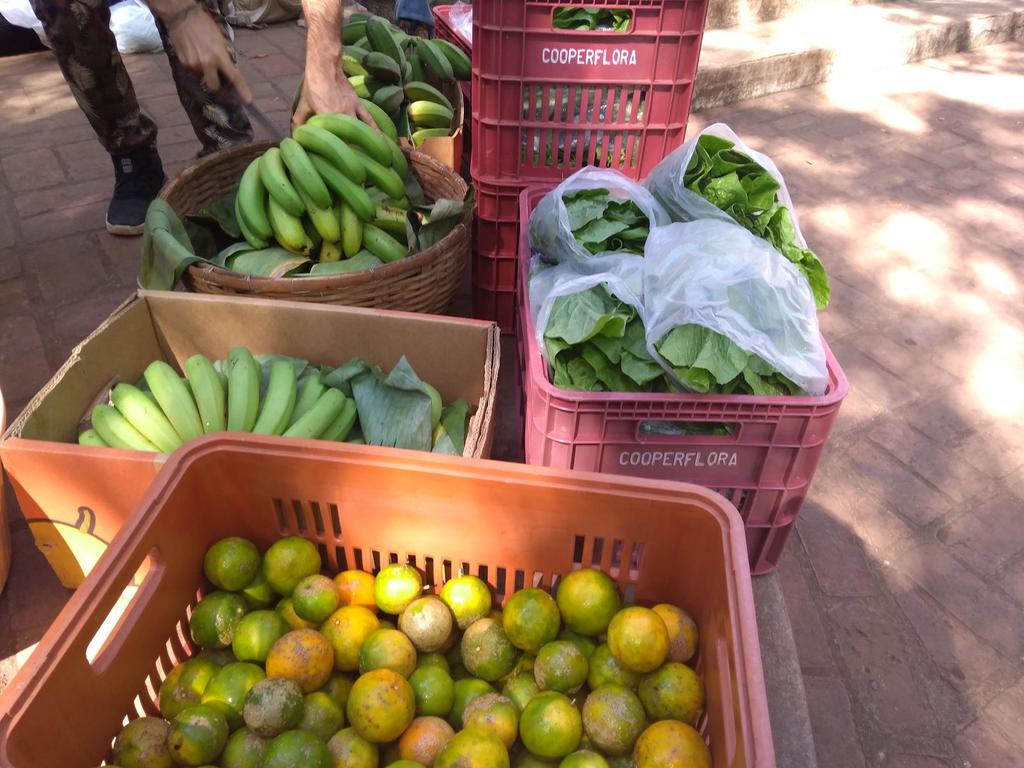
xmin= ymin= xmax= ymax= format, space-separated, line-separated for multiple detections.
xmin=155 ymin=0 xmax=252 ymax=155
xmin=29 ymin=0 xmax=166 ymax=234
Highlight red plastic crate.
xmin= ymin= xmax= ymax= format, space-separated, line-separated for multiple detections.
xmin=471 ymin=176 xmax=525 ymax=332
xmin=471 ymin=0 xmax=710 ymax=184
xmin=433 ymin=5 xmax=471 ymax=53
xmin=432 ymin=5 xmax=472 ymax=142
xmin=516 ymin=188 xmax=848 ymax=574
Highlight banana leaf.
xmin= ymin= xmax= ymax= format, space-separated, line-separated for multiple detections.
xmin=349 ymin=356 xmax=434 ymax=452
xmin=309 ymin=252 xmax=384 ymax=274
xmin=432 ymin=398 xmax=470 ymax=455
xmin=139 ymin=200 xmax=201 ymax=290
xmin=229 ymin=248 xmax=311 ymax=277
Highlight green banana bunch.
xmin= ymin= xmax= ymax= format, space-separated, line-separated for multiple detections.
xmin=110 ymin=383 xmax=184 ymax=452
xmin=144 ymin=360 xmax=204 ymax=443
xmin=253 ymin=361 xmax=297 ymax=435
xmin=226 ymin=346 xmax=260 ymax=432
xmin=77 ymin=347 xmax=468 ymax=455
xmin=228 ymin=8 xmax=472 ymax=272
xmin=184 ymin=353 xmax=227 ymax=434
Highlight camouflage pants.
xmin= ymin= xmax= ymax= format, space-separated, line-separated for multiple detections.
xmin=29 ymin=0 xmax=252 ymax=156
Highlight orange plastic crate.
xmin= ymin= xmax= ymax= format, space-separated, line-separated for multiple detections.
xmin=0 ymin=436 xmax=775 ymax=767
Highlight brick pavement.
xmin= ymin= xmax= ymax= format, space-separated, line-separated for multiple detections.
xmin=0 ymin=22 xmax=1022 ymax=768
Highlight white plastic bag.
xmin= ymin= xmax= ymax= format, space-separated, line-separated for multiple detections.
xmin=642 ymin=221 xmax=828 ymax=395
xmin=529 ymin=167 xmax=670 ymax=265
xmin=644 ymin=122 xmax=809 ymax=248
xmin=448 ymin=2 xmax=472 ymax=44
xmin=109 ymin=0 xmax=163 ymax=53
xmin=529 ymin=252 xmax=645 ymax=363
xmin=0 ymin=0 xmax=47 ymax=45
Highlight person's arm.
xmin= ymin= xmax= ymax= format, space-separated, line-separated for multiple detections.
xmin=292 ymin=0 xmax=373 ymax=127
xmin=147 ymin=0 xmax=252 ymax=102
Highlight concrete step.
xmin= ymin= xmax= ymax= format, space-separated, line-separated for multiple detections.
xmin=706 ymin=0 xmax=875 ymax=30
xmin=694 ymin=0 xmax=1024 ymax=110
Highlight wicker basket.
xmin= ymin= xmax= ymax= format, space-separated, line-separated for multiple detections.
xmin=160 ymin=142 xmax=472 ymax=313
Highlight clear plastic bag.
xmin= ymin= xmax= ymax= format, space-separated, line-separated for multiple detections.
xmin=642 ymin=221 xmax=828 ymax=395
xmin=528 ymin=167 xmax=670 ymax=265
xmin=645 ymin=123 xmax=807 ymax=243
xmin=448 ymin=1 xmax=472 ymax=44
xmin=0 ymin=0 xmax=47 ymax=45
xmin=109 ymin=0 xmax=163 ymax=53
xmin=645 ymin=122 xmax=830 ymax=309
xmin=529 ymin=252 xmax=645 ymax=362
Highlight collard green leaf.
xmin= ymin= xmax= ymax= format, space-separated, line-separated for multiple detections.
xmin=589 ymin=332 xmax=623 ymax=365
xmin=621 ymin=350 xmax=665 ymax=386
xmin=575 ymin=217 xmax=629 ymax=245
xmin=564 ymin=190 xmax=612 ymax=231
xmin=683 ymin=134 xmax=830 ymax=308
xmin=546 ymin=287 xmax=629 ymax=345
xmin=701 ymin=172 xmax=747 ymax=209
xmin=563 ymin=188 xmax=651 ymax=254
xmin=656 ymin=324 xmax=707 ymax=369
xmin=566 ymin=356 xmax=602 ymax=391
xmin=801 ymin=254 xmax=830 ymax=308
xmin=692 ymin=331 xmax=750 ymax=384
xmin=582 ymin=343 xmax=644 ymax=392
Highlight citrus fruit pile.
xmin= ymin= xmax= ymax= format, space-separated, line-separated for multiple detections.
xmin=109 ymin=535 xmax=711 ymax=768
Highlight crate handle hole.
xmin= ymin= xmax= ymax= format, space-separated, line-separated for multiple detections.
xmin=551 ymin=6 xmax=634 ymax=34
xmin=638 ymin=421 xmax=738 ymax=439
xmin=86 ymin=551 xmax=160 ymax=669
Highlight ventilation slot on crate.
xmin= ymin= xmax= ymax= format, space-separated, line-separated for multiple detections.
xmin=520 ymin=84 xmax=648 ymax=172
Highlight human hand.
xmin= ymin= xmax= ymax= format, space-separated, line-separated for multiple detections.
xmin=292 ymin=69 xmax=374 ymax=129
xmin=166 ymin=6 xmax=252 ymax=102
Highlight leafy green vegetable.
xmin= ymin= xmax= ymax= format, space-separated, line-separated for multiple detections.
xmin=543 ymin=285 xmax=665 ymax=393
xmin=540 ymin=283 xmax=806 ymax=395
xmin=562 ymin=188 xmax=650 ymax=254
xmin=684 ymin=135 xmax=830 ymax=308
xmin=656 ymin=324 xmax=803 ymax=396
xmin=553 ymin=6 xmax=632 ymax=31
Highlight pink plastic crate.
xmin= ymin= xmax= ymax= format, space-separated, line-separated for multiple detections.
xmin=516 ymin=188 xmax=848 ymax=574
xmin=471 ymin=0 xmax=710 ymax=184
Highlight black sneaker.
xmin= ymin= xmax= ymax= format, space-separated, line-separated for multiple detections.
xmin=106 ymin=149 xmax=167 ymax=236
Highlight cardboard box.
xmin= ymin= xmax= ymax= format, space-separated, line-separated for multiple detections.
xmin=402 ymin=81 xmax=464 ymax=172
xmin=0 ymin=291 xmax=500 ymax=588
